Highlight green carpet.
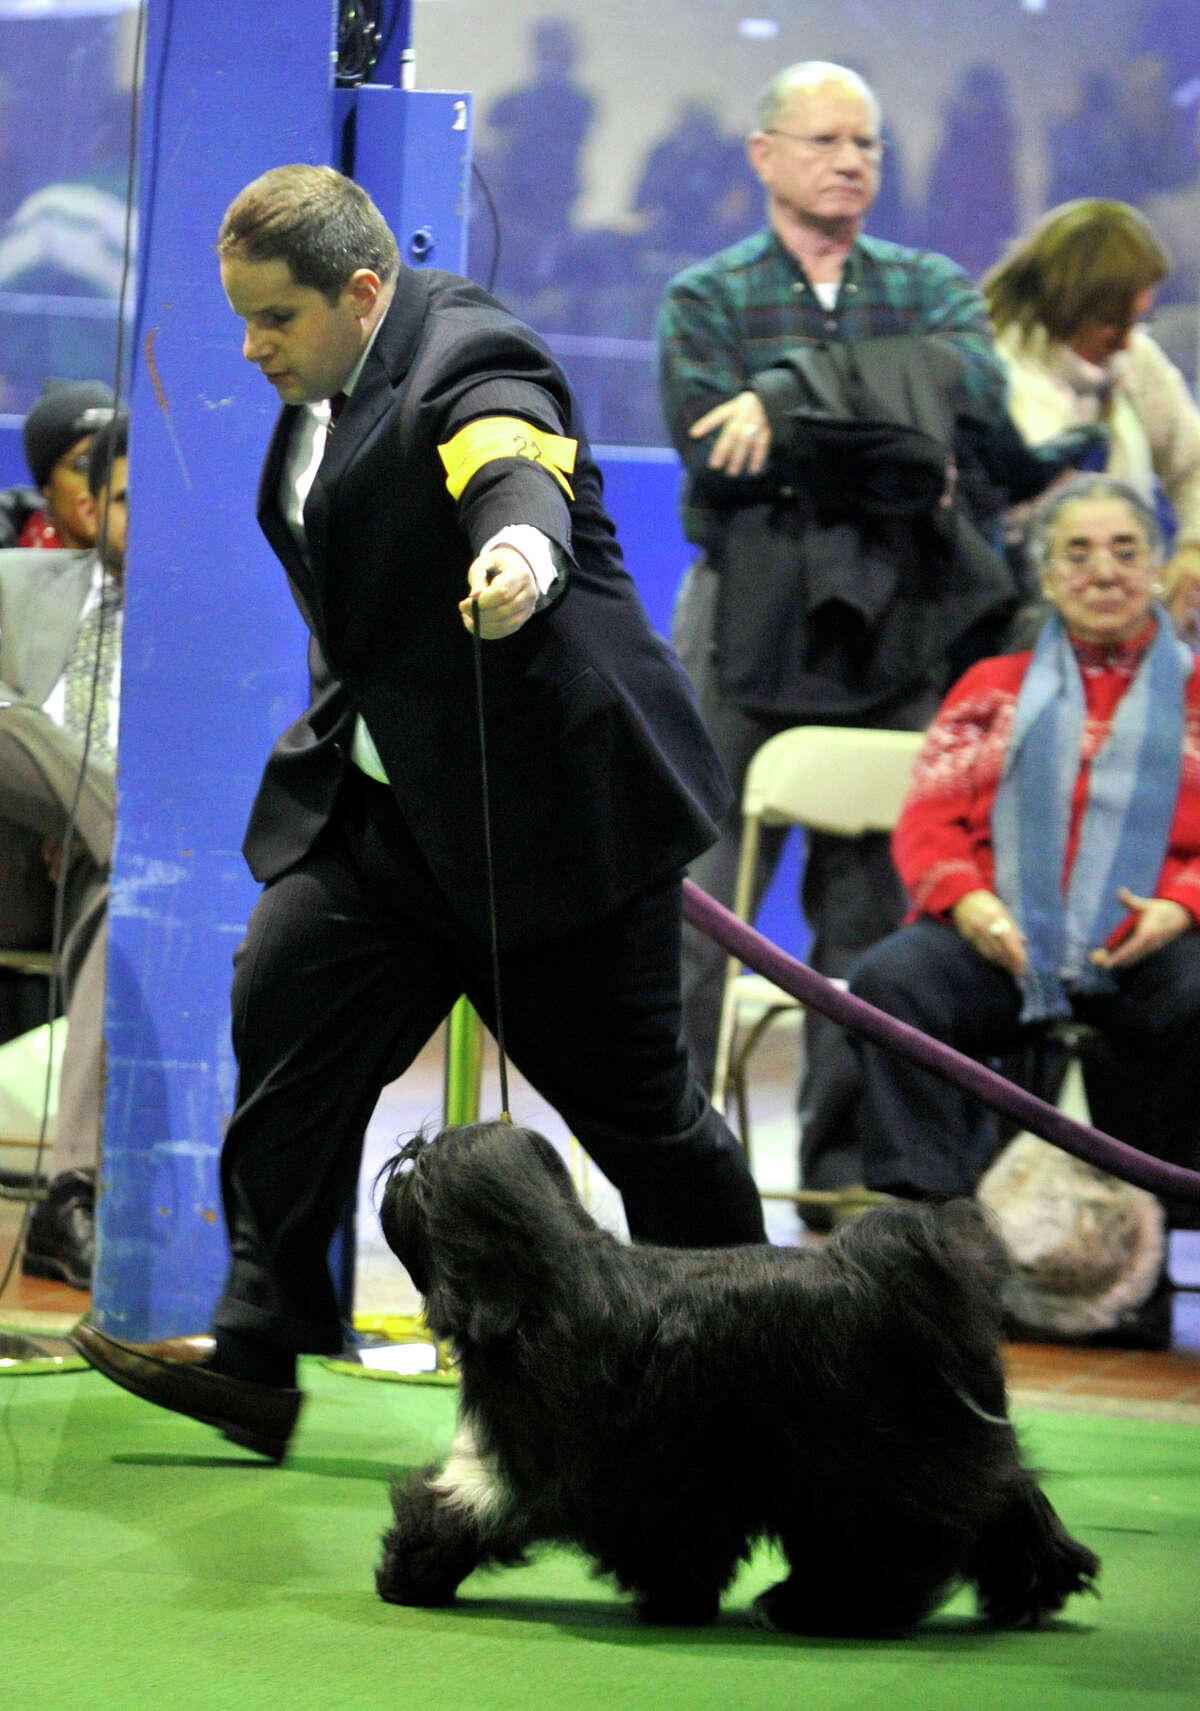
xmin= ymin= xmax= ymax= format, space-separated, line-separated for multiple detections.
xmin=2 ymin=1361 xmax=1197 ymax=1711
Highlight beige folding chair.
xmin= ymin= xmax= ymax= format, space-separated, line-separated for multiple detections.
xmin=711 ymin=725 xmax=925 ymax=1197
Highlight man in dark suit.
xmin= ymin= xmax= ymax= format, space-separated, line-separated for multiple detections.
xmin=73 ymin=165 xmax=766 ymax=1459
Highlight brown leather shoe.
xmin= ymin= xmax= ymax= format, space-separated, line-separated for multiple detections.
xmin=70 ymin=1322 xmax=303 ymax=1460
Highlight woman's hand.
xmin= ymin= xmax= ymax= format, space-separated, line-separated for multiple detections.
xmin=950 ymin=888 xmax=1028 ymax=977
xmin=1090 ymin=887 xmax=1193 ymax=971
xmin=1163 ymin=541 xmax=1200 ymax=635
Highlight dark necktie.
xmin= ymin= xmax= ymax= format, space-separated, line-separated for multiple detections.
xmin=327 ymin=391 xmax=348 ymax=434
xmin=63 ymin=582 xmax=122 ymax=766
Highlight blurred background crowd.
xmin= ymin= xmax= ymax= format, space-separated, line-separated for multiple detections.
xmin=1 ymin=0 xmax=1197 ymax=444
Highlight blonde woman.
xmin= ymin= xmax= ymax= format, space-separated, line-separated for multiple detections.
xmin=983 ymin=199 xmax=1200 ymax=632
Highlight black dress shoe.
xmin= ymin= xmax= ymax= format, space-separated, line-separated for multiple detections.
xmin=21 ymin=1167 xmax=95 ymax=1289
xmin=70 ymin=1322 xmax=303 ymax=1460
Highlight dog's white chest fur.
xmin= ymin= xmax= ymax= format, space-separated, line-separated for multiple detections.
xmin=431 ymin=1412 xmax=511 ymax=1523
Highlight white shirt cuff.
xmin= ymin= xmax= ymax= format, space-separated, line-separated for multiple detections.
xmin=480 ymin=524 xmax=563 ymax=607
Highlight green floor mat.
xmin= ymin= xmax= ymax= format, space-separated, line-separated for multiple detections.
xmin=2 ymin=1359 xmax=1197 ymax=1711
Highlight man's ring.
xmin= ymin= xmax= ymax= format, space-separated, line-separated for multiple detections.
xmin=742 ymin=423 xmax=760 ymax=436
xmin=987 ymin=919 xmax=1009 ymax=936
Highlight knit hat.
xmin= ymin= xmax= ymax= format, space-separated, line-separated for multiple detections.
xmin=23 ymin=380 xmax=116 ymax=488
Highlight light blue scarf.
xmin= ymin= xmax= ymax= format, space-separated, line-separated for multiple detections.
xmin=991 ymin=606 xmax=1191 ymax=1022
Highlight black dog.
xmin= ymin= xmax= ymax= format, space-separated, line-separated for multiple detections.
xmin=375 ymin=1121 xmax=1098 ymax=1634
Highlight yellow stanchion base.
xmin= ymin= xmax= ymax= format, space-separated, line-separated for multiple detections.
xmin=319 ymin=1311 xmax=458 ymax=1385
xmin=0 ymin=1307 xmax=87 ymax=1376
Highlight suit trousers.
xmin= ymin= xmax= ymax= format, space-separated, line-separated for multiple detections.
xmin=214 ymin=766 xmax=767 ymax=1352
xmin=0 ymin=704 xmax=113 ymax=1175
xmin=672 ymin=559 xmax=938 ymax=1194
xmin=849 ymin=915 xmax=1200 ymax=1200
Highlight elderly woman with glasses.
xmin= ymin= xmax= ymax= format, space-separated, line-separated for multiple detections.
xmin=982 ymin=200 xmax=1200 ymax=632
xmin=842 ymin=477 xmax=1200 ymax=1244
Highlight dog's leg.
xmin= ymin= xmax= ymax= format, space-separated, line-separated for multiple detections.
xmin=759 ymin=1510 xmax=967 ymax=1638
xmin=377 ymin=1463 xmax=489 ymax=1606
xmin=629 ymin=1570 xmax=724 ymax=1629
xmin=376 ymin=1418 xmax=533 ymax=1608
xmin=753 ymin=1558 xmax=948 ymax=1638
xmin=968 ymin=1477 xmax=1099 ymax=1628
xmin=610 ymin=1533 xmax=744 ymax=1628
xmin=627 ymin=1574 xmax=724 ymax=1627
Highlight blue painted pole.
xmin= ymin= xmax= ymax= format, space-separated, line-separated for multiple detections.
xmin=93 ymin=0 xmax=336 ymax=1339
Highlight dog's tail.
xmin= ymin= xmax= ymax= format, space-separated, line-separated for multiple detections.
xmin=968 ymin=1476 xmax=1100 ymax=1627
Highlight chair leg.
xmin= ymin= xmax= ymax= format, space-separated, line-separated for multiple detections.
xmin=730 ymin=1006 xmax=803 ymax=1185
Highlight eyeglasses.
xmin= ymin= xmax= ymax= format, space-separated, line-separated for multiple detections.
xmin=1051 ymin=540 xmax=1153 ymax=579
xmin=765 ymin=129 xmax=885 ymax=161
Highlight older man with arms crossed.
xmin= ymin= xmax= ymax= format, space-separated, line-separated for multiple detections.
xmin=658 ymin=61 xmax=1016 ymax=1214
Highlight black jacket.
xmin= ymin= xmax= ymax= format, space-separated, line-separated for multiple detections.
xmin=711 ymin=334 xmax=1018 ymax=719
xmin=241 ymin=268 xmax=732 ymax=949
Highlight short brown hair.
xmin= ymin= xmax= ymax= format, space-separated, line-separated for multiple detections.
xmin=982 ymin=199 xmax=1168 ymax=345
xmin=216 ymin=164 xmax=400 ymax=301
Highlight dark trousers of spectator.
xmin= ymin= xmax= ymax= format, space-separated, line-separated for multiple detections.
xmin=672 ymin=560 xmax=937 ymax=1198
xmin=213 ymin=766 xmax=767 ymax=1354
xmin=848 ymin=915 xmax=1200 ymax=1201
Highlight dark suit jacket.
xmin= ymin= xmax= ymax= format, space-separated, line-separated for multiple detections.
xmin=242 ymin=267 xmax=731 ymax=949
xmin=0 ymin=547 xmax=94 ymax=706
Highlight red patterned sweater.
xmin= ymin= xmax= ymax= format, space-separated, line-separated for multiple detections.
xmin=894 ymin=623 xmax=1200 ymax=933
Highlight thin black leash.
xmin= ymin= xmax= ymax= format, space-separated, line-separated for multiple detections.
xmin=471 ymin=584 xmax=512 ymax=1121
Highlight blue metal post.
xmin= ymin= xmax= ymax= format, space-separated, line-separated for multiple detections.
xmin=94 ymin=4 xmax=472 ymax=1342
xmin=93 ymin=0 xmax=336 ymax=1339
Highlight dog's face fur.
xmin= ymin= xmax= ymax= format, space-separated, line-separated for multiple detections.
xmin=378 ymin=1123 xmax=593 ymax=1343
xmin=376 ymin=1122 xmax=1098 ymax=1635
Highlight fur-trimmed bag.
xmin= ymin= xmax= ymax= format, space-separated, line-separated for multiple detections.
xmin=978 ymin=1132 xmax=1165 ymax=1340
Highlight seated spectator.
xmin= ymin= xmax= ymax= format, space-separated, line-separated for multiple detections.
xmin=982 ymin=201 xmax=1200 ymax=628
xmin=0 ymin=408 xmax=127 ymax=1288
xmin=0 ymin=379 xmax=114 ymax=981
xmin=1 ymin=378 xmax=114 ymax=550
xmin=845 ymin=476 xmax=1199 ymax=1338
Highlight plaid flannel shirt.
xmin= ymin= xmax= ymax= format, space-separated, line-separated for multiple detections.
xmin=656 ymin=227 xmax=1007 ymax=549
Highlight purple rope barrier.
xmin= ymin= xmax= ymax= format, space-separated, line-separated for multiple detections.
xmin=683 ymin=879 xmax=1200 ymax=1204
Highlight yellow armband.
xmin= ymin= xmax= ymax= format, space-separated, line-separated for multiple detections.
xmin=438 ymin=415 xmax=577 ymax=501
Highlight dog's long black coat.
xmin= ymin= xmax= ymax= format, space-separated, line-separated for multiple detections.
xmin=376 ymin=1123 xmax=1098 ymax=1634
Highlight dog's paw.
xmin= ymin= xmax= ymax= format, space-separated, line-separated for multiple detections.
xmin=635 ymin=1588 xmax=721 ymax=1628
xmin=375 ymin=1550 xmax=464 ymax=1609
xmin=376 ymin=1468 xmax=484 ymax=1608
xmin=749 ymin=1590 xmax=781 ymax=1632
xmin=971 ymin=1483 xmax=1101 ymax=1627
xmin=376 ymin=1513 xmax=481 ymax=1609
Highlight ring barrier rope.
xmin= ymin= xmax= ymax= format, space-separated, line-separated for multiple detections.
xmin=682 ymin=879 xmax=1200 ymax=1205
